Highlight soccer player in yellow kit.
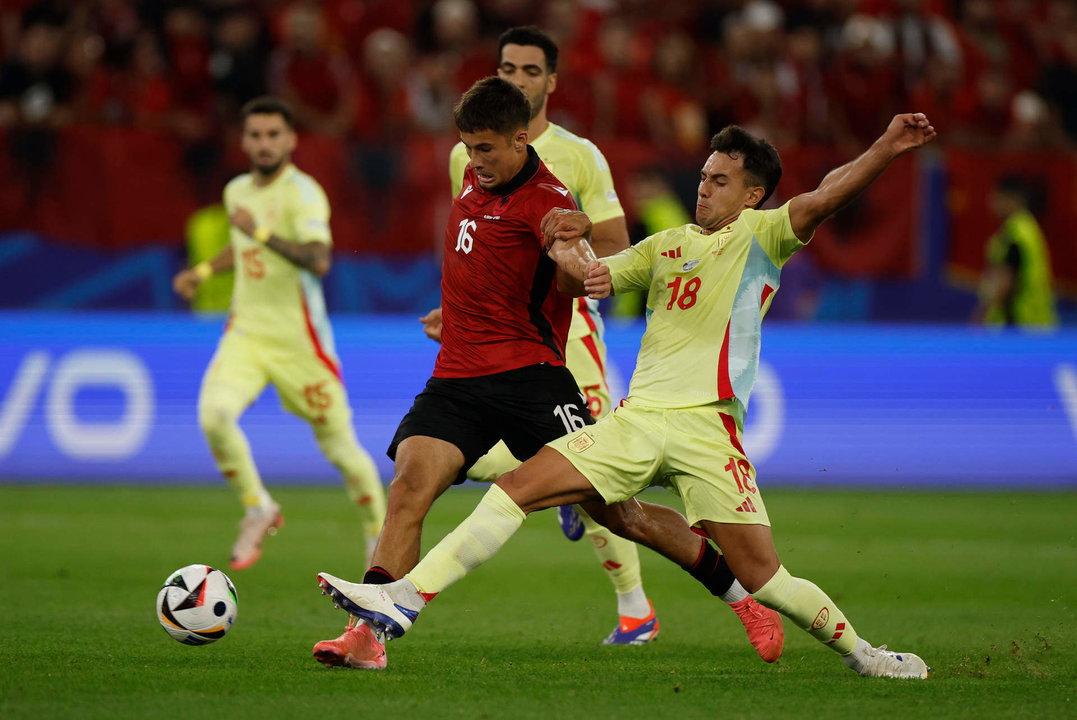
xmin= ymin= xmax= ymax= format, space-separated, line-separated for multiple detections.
xmin=173 ymin=97 xmax=385 ymax=571
xmin=318 ymin=113 xmax=938 ymax=679
xmin=431 ymin=27 xmax=777 ymax=650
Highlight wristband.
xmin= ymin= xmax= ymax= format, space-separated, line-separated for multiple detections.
xmin=193 ymin=261 xmax=213 ymax=280
xmin=252 ymin=226 xmax=271 ymax=244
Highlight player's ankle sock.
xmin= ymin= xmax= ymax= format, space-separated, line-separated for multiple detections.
xmin=407 ymin=484 xmax=526 ymax=595
xmin=687 ymin=539 xmax=747 ymax=602
xmin=244 ymin=490 xmax=275 ymax=517
xmin=579 ymin=510 xmax=644 ymax=594
xmin=616 ymin=585 xmax=651 ymax=619
xmin=364 ymin=566 xmax=395 ymax=584
xmin=752 ymin=565 xmax=858 ymax=655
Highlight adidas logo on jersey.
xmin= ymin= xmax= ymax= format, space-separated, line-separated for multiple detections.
xmin=661 ymin=247 xmax=682 ymax=259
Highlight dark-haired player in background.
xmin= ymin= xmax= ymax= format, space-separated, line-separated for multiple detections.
xmin=172 ymin=96 xmax=385 ymax=573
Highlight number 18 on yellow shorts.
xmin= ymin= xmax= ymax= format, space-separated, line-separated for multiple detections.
xmin=549 ymin=399 xmax=769 ymax=529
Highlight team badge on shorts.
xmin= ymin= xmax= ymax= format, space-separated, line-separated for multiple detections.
xmin=567 ymin=432 xmax=595 ymax=453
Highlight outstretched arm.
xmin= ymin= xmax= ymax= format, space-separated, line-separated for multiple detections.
xmin=789 ymin=113 xmax=936 ymax=242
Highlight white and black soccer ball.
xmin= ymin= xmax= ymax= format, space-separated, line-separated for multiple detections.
xmin=156 ymin=565 xmax=238 ymax=645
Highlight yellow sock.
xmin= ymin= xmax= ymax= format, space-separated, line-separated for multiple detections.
xmin=752 ymin=565 xmax=858 ymax=655
xmin=315 ymin=426 xmax=386 ymax=537
xmin=199 ymin=400 xmax=267 ymax=509
xmin=407 ymin=484 xmax=526 ymax=595
xmin=579 ymin=507 xmax=644 ymax=596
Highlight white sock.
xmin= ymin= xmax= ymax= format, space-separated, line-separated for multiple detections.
xmin=721 ymin=579 xmax=750 ymax=604
xmin=616 ymin=585 xmax=651 ymax=618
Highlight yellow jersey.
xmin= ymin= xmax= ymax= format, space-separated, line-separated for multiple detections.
xmin=605 ymin=202 xmax=806 ymax=418
xmin=450 ymin=121 xmax=624 ymax=341
xmin=223 ymin=164 xmax=338 ymax=364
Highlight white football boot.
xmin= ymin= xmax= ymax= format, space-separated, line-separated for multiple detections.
xmin=317 ymin=573 xmax=421 ymax=639
xmin=844 ymin=637 xmax=930 ymax=678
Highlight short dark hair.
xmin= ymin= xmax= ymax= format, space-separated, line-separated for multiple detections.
xmin=709 ymin=126 xmax=783 ymax=208
xmin=241 ymin=96 xmax=295 ymax=129
xmin=454 ymin=76 xmax=531 ymax=136
xmin=498 ymin=26 xmax=558 ymax=73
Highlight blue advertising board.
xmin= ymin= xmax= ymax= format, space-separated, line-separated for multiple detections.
xmin=1 ymin=312 xmax=1075 ymax=487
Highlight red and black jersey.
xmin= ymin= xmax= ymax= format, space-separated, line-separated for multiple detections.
xmin=435 ymin=146 xmax=578 ymax=378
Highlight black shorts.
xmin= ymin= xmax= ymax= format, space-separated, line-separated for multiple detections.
xmin=388 ymin=363 xmax=594 ymax=483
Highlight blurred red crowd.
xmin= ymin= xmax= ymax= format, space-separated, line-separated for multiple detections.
xmin=2 ymin=0 xmax=1076 ymax=155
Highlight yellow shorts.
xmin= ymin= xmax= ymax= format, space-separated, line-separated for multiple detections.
xmin=199 ymin=329 xmax=353 ymax=430
xmin=549 ymin=399 xmax=769 ymax=528
xmin=566 ymin=330 xmax=612 ymax=420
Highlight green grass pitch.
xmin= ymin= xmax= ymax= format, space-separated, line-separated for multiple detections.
xmin=1 ymin=484 xmax=1074 ymax=719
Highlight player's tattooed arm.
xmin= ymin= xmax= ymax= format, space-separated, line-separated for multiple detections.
xmin=263 ymin=236 xmax=331 ymax=277
xmin=229 ymin=206 xmax=331 ymax=276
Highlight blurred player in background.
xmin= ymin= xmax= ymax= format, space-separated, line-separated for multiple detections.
xmin=974 ymin=174 xmax=1058 ymax=328
xmin=317 ymin=113 xmax=938 ymax=679
xmin=428 ymin=25 xmax=781 ymax=652
xmin=172 ymin=96 xmax=386 ymax=571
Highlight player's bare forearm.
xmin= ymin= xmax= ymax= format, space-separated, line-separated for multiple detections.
xmin=549 ymin=236 xmax=597 ymax=296
xmin=172 ymin=244 xmax=233 ymax=301
xmin=209 ymin=243 xmax=234 ymax=273
xmin=264 ymin=237 xmax=331 ymax=277
xmin=789 ymin=113 xmax=936 ymax=240
xmin=590 ymin=216 xmax=630 ymax=258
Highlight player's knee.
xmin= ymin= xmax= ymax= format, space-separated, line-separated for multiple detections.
xmin=198 ymin=401 xmax=238 ymax=444
xmin=385 ymin=471 xmax=438 ymax=519
xmin=586 ymin=503 xmax=646 ymax=543
xmin=314 ymin=429 xmax=354 ymax=467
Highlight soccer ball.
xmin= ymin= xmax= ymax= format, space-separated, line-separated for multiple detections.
xmin=156 ymin=565 xmax=238 ymax=645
